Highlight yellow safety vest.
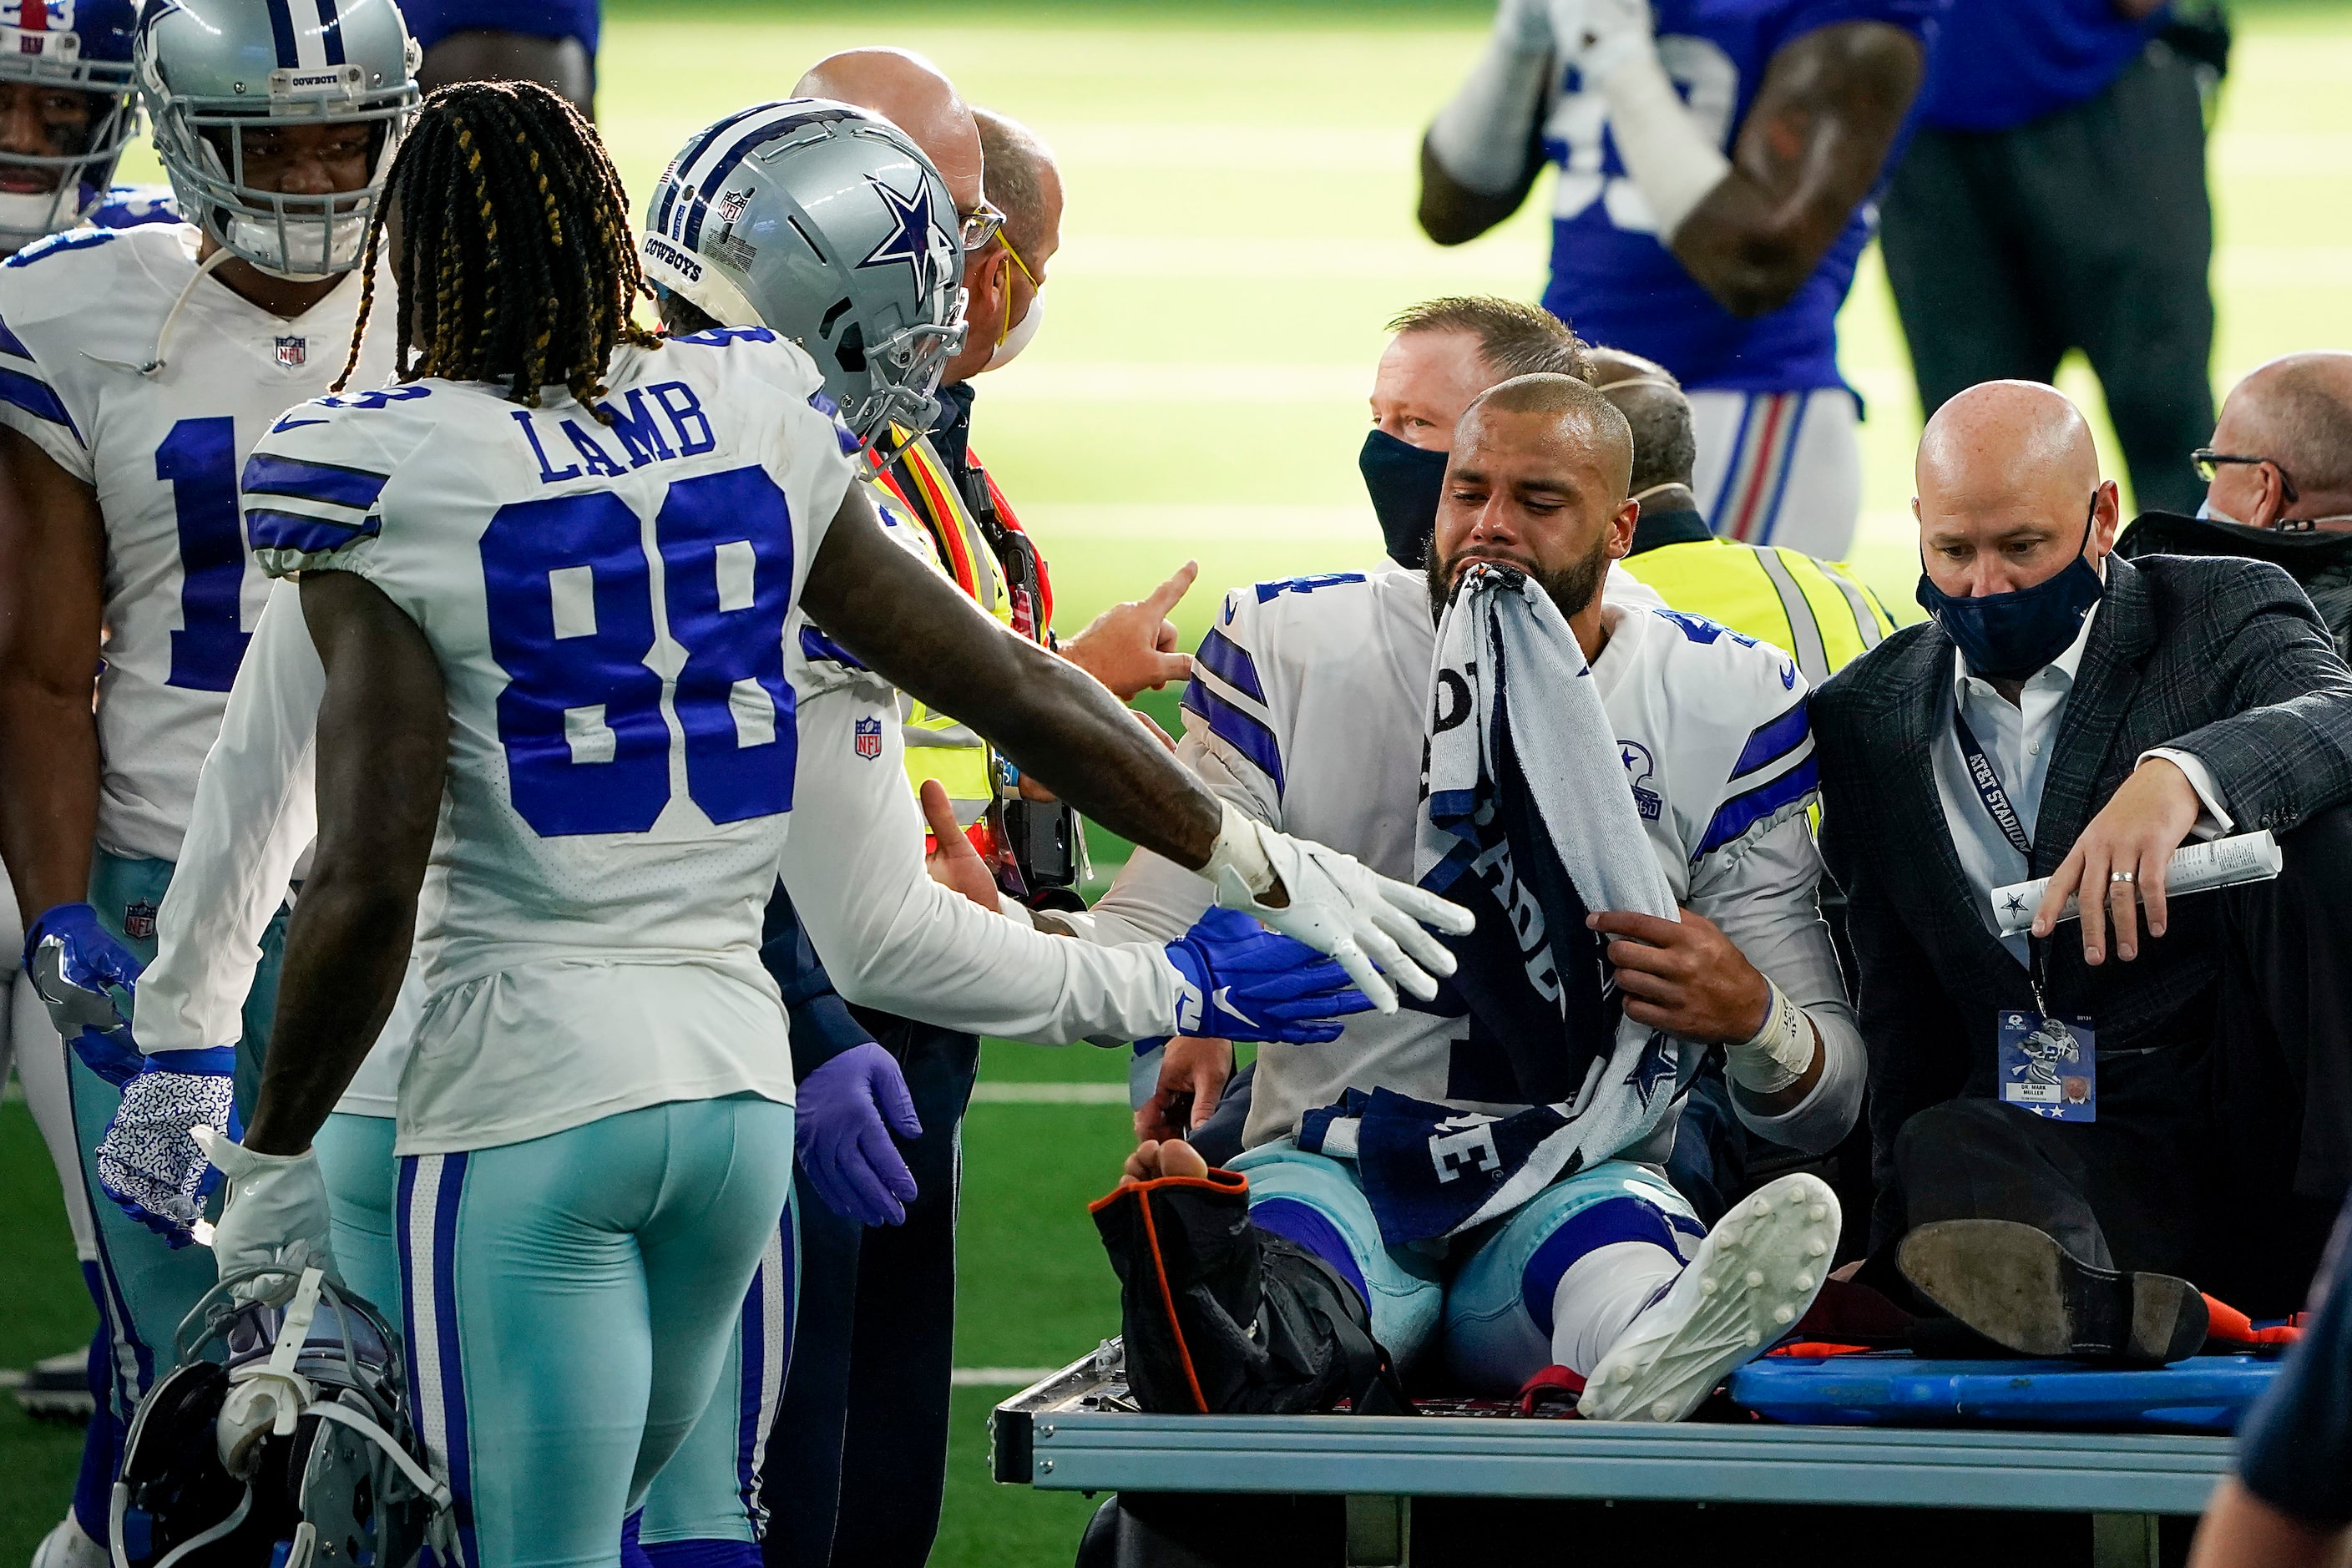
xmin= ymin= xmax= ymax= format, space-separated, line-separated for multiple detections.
xmin=874 ymin=429 xmax=1017 ymax=827
xmin=1620 ymin=538 xmax=1895 ymax=686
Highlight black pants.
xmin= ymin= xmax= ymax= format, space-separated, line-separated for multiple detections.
xmin=1879 ymin=42 xmax=2214 ymax=516
xmin=760 ymin=1020 xmax=979 ymax=1568
xmin=1884 ymin=808 xmax=2352 ymax=1318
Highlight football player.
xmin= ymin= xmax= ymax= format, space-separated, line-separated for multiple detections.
xmin=406 ymin=0 xmax=599 ymax=117
xmin=0 ymin=3 xmax=417 ymax=1561
xmin=1417 ymin=0 xmax=1940 ymax=557
xmin=187 ymin=80 xmax=1457 ymax=1566
xmin=1090 ymin=371 xmax=1864 ymax=1422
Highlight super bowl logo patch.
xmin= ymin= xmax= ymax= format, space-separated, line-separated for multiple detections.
xmin=122 ymin=899 xmax=158 ymax=942
xmin=852 ymin=716 xmax=883 ymax=760
xmin=275 ymin=336 xmax=306 ymax=367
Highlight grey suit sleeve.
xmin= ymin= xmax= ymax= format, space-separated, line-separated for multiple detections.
xmin=2165 ymin=565 xmax=2352 ymax=833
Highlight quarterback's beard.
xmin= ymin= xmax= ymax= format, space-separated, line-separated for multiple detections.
xmin=1427 ymin=532 xmax=1611 ymax=624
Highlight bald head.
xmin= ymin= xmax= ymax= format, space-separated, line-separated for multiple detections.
xmin=2207 ymin=352 xmax=2352 ymax=529
xmin=1428 ymin=373 xmax=1641 ymax=630
xmin=1586 ymin=346 xmax=1693 ymax=496
xmin=795 ymin=48 xmax=983 ymax=210
xmin=1916 ymin=381 xmax=2120 ymax=600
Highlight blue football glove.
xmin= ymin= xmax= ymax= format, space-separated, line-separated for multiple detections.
xmin=1151 ymin=908 xmax=1377 ymax=1048
xmin=24 ymin=902 xmax=146 ymax=1086
xmin=797 ymin=1042 xmax=923 ymax=1229
xmin=96 ymin=1047 xmax=239 ymax=1247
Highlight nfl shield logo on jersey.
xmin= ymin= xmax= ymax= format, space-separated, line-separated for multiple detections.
xmin=275 ymin=336 xmax=306 ymax=367
xmin=852 ymin=717 xmax=883 ymax=760
xmin=122 ymin=899 xmax=157 ymax=941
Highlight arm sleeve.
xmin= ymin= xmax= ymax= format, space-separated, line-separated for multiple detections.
xmin=241 ymin=402 xmax=398 ymax=580
xmin=134 ymin=582 xmax=323 ymax=1055
xmin=1424 ymin=0 xmax=1553 ymax=195
xmin=756 ymin=886 xmax=878 ymax=1080
xmin=1082 ymin=726 xmax=1263 ymax=948
xmin=2235 ymin=1200 xmax=2352 ymax=1528
xmin=781 ymin=681 xmax=1182 ymax=1045
xmin=1686 ymin=811 xmax=1863 ymax=1154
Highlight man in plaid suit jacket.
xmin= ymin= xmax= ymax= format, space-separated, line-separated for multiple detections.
xmin=1815 ymin=382 xmax=2352 ymax=1358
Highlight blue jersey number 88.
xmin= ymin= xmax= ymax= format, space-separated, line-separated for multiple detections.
xmin=479 ymin=465 xmax=799 ymax=837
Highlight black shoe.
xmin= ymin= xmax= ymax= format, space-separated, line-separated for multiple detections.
xmin=1898 ymin=1219 xmax=2208 ymax=1364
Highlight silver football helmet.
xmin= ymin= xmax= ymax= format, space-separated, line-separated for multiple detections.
xmin=111 ymin=1266 xmax=448 ymax=1568
xmin=640 ymin=99 xmax=966 ymax=452
xmin=0 ymin=0 xmax=143 ymax=252
xmin=136 ymin=0 xmax=421 ymax=279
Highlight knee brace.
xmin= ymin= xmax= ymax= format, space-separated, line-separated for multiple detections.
xmin=1090 ymin=1169 xmax=1410 ymax=1416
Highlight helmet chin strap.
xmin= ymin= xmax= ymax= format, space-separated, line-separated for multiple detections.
xmin=78 ymin=244 xmax=236 ymax=377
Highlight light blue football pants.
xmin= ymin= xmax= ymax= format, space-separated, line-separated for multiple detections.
xmin=397 ymin=1095 xmax=796 ymax=1568
xmin=67 ymin=851 xmax=284 ymax=1429
xmin=1228 ymin=1142 xmax=1705 ymax=1392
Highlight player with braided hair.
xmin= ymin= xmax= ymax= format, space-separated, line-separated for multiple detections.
xmin=177 ymin=75 xmax=1459 ymax=1566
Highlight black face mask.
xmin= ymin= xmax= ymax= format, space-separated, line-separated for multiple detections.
xmin=1915 ymin=498 xmax=2107 ymax=681
xmin=1360 ymin=427 xmax=1449 ymax=569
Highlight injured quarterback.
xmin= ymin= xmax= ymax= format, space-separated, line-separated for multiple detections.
xmin=1084 ymin=372 xmax=1864 ymax=1421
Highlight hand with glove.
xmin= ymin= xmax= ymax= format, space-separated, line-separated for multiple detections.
xmin=797 ymin=1041 xmax=923 ymax=1228
xmin=1565 ymin=0 xmax=1657 ymax=85
xmin=1148 ymin=908 xmax=1376 ymax=1048
xmin=97 ymin=1046 xmax=239 ymax=1246
xmin=197 ymin=1125 xmax=339 ymax=1304
xmin=1201 ymin=803 xmax=1474 ymax=1014
xmin=23 ymin=902 xmax=146 ymax=1085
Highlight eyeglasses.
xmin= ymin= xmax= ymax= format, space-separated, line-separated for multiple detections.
xmin=958 ymin=196 xmax=1004 ymax=255
xmin=2192 ymin=448 xmax=2300 ymax=505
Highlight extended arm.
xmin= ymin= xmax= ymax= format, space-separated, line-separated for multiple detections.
xmin=240 ymin=572 xmax=447 ymax=1156
xmin=803 ymin=483 xmax=1224 ymax=870
xmin=0 ymin=424 xmax=105 ymax=920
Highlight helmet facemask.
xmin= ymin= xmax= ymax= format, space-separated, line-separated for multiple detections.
xmin=0 ymin=48 xmax=138 ymax=251
xmin=146 ymin=53 xmax=420 ymax=281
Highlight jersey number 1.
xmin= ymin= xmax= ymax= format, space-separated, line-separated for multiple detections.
xmin=479 ymin=465 xmax=798 ymax=837
xmin=159 ymin=417 xmax=250 ymax=692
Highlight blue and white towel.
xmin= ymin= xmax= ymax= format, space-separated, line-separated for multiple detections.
xmin=1303 ymin=564 xmax=1686 ymax=1245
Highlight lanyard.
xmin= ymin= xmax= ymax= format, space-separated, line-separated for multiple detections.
xmin=1952 ymin=705 xmax=2034 ymax=860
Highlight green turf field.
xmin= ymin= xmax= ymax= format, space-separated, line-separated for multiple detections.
xmin=7 ymin=2 xmax=2352 ymax=1562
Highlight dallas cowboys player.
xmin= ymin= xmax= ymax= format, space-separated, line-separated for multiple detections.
xmin=187 ymin=79 xmax=1455 ymax=1566
xmin=0 ymin=0 xmax=180 ymax=1446
xmin=1095 ymin=372 xmax=1863 ymax=1420
xmin=0 ymin=3 xmax=414 ymax=1561
xmin=1419 ymin=0 xmax=1940 ymax=556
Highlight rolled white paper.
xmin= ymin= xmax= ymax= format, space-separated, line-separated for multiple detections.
xmin=1990 ymin=830 xmax=2284 ymax=936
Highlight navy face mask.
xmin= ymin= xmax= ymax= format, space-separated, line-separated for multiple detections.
xmin=1916 ymin=498 xmax=2106 ymax=681
xmin=1360 ymin=427 xmax=1450 ymax=569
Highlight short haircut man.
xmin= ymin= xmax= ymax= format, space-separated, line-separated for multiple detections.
xmin=1388 ymin=295 xmax=1590 ymax=383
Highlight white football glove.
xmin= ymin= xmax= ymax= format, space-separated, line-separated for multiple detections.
xmin=1568 ymin=0 xmax=1657 ymax=84
xmin=1201 ymin=802 xmax=1474 ymax=1014
xmin=195 ymin=1125 xmax=339 ymax=1305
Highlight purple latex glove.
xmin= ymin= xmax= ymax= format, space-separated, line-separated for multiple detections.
xmin=797 ymin=1042 xmax=923 ymax=1228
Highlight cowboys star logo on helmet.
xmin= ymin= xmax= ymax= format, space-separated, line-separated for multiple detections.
xmin=638 ymin=99 xmax=967 ymax=456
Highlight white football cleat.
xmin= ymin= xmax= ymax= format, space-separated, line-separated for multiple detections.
xmin=31 ymin=1515 xmax=108 ymax=1568
xmin=1576 ymin=1172 xmax=1840 ymax=1423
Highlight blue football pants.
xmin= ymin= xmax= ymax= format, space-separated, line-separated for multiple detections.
xmin=64 ymin=850 xmax=284 ymax=1537
xmin=1228 ymin=1142 xmax=1703 ymax=1390
xmin=397 ymin=1095 xmax=796 ymax=1568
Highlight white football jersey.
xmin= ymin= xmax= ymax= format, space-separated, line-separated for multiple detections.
xmin=241 ymin=326 xmax=857 ymax=1153
xmin=0 ymin=222 xmax=392 ymax=863
xmin=1088 ymin=561 xmax=1862 ymax=1154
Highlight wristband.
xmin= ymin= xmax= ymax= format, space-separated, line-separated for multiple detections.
xmin=1724 ymin=979 xmax=1810 ymax=1095
xmin=1200 ymin=801 xmax=1277 ymax=900
xmin=1599 ymin=48 xmax=1734 ymax=242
